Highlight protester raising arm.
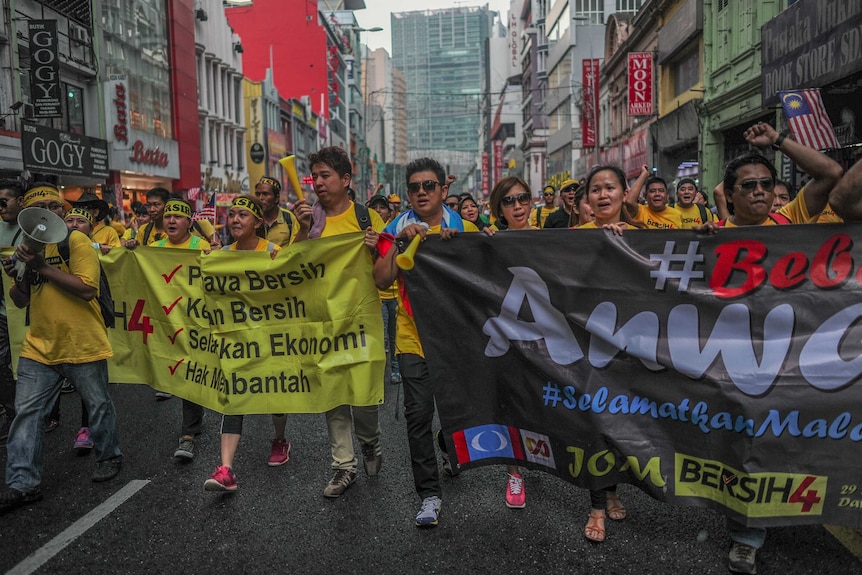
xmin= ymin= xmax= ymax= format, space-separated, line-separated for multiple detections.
xmin=828 ymin=156 xmax=862 ymax=221
xmin=743 ymin=122 xmax=842 ymax=217
xmin=624 ymin=164 xmax=650 ymax=218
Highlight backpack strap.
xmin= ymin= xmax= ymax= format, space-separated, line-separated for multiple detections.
xmin=141 ymin=222 xmax=154 ymax=244
xmin=354 ymin=202 xmax=371 ymax=230
xmin=768 ymin=212 xmax=792 ymax=225
xmin=696 ymin=203 xmax=709 ymax=225
xmin=535 ymin=208 xmax=542 ymax=228
xmin=189 ymin=235 xmax=201 ymax=250
xmin=153 ymin=237 xmax=168 ymax=248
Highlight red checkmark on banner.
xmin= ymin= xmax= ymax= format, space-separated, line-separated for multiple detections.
xmin=162 ymin=264 xmax=182 ymax=284
xmin=162 ymin=297 xmax=182 ymax=316
xmin=168 ymin=358 xmax=185 ymax=375
xmin=168 ymin=328 xmax=184 ymax=344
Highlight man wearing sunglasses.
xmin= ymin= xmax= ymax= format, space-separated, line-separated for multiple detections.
xmin=700 ymin=122 xmax=842 ymax=575
xmin=0 ymin=180 xmax=24 ymax=442
xmin=543 ymin=179 xmax=579 ymax=228
xmin=373 ymin=158 xmax=479 ymax=528
xmin=712 ymin=122 xmax=842 ymax=230
xmin=530 ymin=185 xmax=558 ymax=228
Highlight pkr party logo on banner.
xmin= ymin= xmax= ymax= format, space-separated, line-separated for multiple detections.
xmin=628 ymin=52 xmax=653 ymax=116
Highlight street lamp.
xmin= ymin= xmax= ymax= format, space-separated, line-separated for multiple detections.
xmin=350 ymin=25 xmax=383 ymax=200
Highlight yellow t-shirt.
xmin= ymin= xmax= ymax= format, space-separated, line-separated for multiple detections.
xmin=816 ymin=203 xmax=844 ymax=224
xmin=152 ymin=235 xmax=212 ymax=250
xmin=396 ymin=220 xmax=480 ymax=358
xmin=262 ymin=208 xmax=299 ymax=247
xmin=677 ymin=204 xmax=716 ymax=229
xmin=634 ymin=204 xmax=683 ymax=229
xmin=319 ymin=202 xmax=385 ymax=238
xmin=577 ymin=222 xmax=639 ymax=230
xmin=722 ymin=187 xmax=812 ymax=227
xmin=91 ymin=223 xmax=122 ymax=247
xmin=530 ymin=205 xmax=558 ymax=228
xmin=109 ymin=220 xmax=126 ymax=236
xmin=225 ymin=237 xmax=281 ymax=253
xmin=20 ymin=230 xmax=112 ymax=365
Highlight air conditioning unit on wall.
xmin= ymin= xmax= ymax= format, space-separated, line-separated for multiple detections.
xmin=71 ymin=26 xmax=90 ymax=44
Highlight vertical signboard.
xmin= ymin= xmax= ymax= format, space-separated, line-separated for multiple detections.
xmin=628 ymin=52 xmax=653 ymax=116
xmin=493 ymin=140 xmax=504 ymax=187
xmin=582 ymin=59 xmax=600 ymax=148
xmin=481 ymin=152 xmax=490 ymax=197
xmin=29 ymin=21 xmax=62 ymax=118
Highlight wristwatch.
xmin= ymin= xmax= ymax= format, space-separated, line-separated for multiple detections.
xmin=772 ymin=131 xmax=789 ymax=151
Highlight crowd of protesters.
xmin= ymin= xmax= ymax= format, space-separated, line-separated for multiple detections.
xmin=0 ymin=121 xmax=857 ymax=575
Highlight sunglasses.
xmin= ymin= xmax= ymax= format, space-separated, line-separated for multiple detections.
xmin=735 ymin=178 xmax=775 ymax=193
xmin=0 ymin=197 xmax=11 ymax=208
xmin=501 ymin=192 xmax=532 ymax=207
xmin=543 ymin=192 xmax=556 ymax=196
xmin=407 ymin=180 xmax=440 ymax=194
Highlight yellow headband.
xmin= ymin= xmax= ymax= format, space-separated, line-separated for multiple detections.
xmin=231 ymin=196 xmax=262 ymax=219
xmin=258 ymin=177 xmax=282 ymax=193
xmin=163 ymin=199 xmax=192 ymax=219
xmin=64 ymin=207 xmax=94 ymax=226
xmin=23 ymin=185 xmax=62 ymax=208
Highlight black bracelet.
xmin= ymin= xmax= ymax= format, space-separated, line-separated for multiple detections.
xmin=772 ymin=132 xmax=788 ymax=151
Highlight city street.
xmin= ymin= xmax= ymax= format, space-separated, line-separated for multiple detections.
xmin=1 ymin=382 xmax=860 ymax=575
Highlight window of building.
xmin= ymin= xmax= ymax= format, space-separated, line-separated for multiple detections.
xmin=547 ymin=3 xmax=569 ymax=47
xmin=575 ymin=0 xmax=604 ymax=24
xmin=101 ymin=0 xmax=172 ymax=138
xmin=615 ymin=0 xmax=644 ymax=11
xmin=672 ymin=46 xmax=700 ymax=96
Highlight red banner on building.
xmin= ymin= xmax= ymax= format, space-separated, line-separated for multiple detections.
xmin=628 ymin=52 xmax=653 ymax=116
xmin=582 ymin=59 xmax=600 ymax=148
xmin=493 ymin=140 xmax=504 ymax=186
xmin=481 ymin=152 xmax=490 ymax=197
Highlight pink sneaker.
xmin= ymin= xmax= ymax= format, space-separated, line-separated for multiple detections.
xmin=506 ymin=473 xmax=526 ymax=509
xmin=204 ymin=466 xmax=237 ymax=491
xmin=74 ymin=427 xmax=93 ymax=450
xmin=268 ymin=439 xmax=291 ymax=467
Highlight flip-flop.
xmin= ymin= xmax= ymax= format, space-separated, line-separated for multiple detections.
xmin=606 ymin=493 xmax=627 ymax=521
xmin=584 ymin=511 xmax=606 ymax=542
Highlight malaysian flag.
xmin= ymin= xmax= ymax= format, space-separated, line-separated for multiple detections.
xmin=187 ymin=187 xmax=201 ymax=201
xmin=779 ymin=89 xmax=839 ymax=151
xmin=193 ymin=192 xmax=216 ymax=221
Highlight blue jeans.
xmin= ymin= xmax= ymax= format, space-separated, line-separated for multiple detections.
xmin=728 ymin=518 xmax=766 ymax=549
xmin=381 ymin=298 xmax=399 ymax=380
xmin=6 ymin=358 xmax=122 ymax=492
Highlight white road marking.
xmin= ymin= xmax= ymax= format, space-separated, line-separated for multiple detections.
xmin=7 ymin=479 xmax=150 ymax=575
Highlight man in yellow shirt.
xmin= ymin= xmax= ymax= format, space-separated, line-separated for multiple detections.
xmin=0 ymin=184 xmax=123 ymax=512
xmin=626 ymin=168 xmax=683 ymax=229
xmin=530 ymin=185 xmax=558 ymax=228
xmin=254 ymin=176 xmax=299 ymax=247
xmin=703 ymin=122 xmax=842 ymax=575
xmin=292 ymin=146 xmax=385 ymax=499
xmin=373 ymin=157 xmax=478 ymax=528
xmin=675 ymin=178 xmax=716 ymax=229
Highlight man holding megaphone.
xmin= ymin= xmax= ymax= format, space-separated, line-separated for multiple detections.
xmin=372 ymin=158 xmax=479 ymax=528
xmin=0 ymin=184 xmax=123 ymax=513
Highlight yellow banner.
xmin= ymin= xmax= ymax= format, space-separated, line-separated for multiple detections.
xmin=6 ymin=235 xmax=384 ymax=414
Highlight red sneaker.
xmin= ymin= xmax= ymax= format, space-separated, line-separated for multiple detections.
xmin=268 ymin=439 xmax=291 ymax=467
xmin=204 ymin=466 xmax=237 ymax=492
xmin=505 ymin=473 xmax=526 ymax=509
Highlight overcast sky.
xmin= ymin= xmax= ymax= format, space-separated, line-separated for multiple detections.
xmin=354 ymin=0 xmax=513 ymax=53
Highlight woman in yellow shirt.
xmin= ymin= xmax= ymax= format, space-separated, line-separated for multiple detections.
xmin=204 ymin=195 xmax=286 ymax=492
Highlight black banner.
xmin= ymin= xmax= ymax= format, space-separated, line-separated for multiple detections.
xmin=406 ymin=226 xmax=862 ymax=529
xmin=28 ymin=20 xmax=62 ymax=118
xmin=22 ymin=122 xmax=109 ymax=178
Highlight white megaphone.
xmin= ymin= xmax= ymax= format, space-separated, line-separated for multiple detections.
xmin=13 ymin=207 xmax=69 ymax=282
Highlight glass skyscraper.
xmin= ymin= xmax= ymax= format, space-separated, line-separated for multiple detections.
xmin=391 ymin=7 xmax=493 ymax=155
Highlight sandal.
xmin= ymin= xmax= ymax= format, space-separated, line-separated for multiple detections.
xmin=584 ymin=511 xmax=606 ymax=542
xmin=606 ymin=493 xmax=627 ymax=521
